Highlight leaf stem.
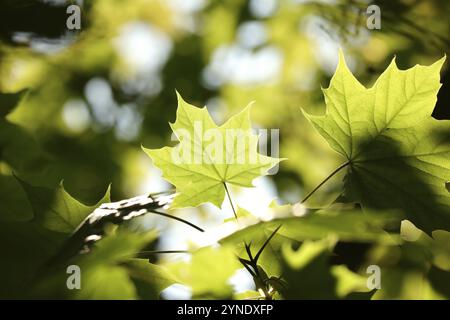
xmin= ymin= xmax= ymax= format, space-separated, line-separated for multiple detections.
xmin=223 ymin=182 xmax=238 ymax=220
xmin=300 ymin=161 xmax=350 ymax=204
xmin=149 ymin=210 xmax=204 ymax=232
xmin=135 ymin=250 xmax=190 ymax=259
xmin=254 ymin=225 xmax=282 ymax=263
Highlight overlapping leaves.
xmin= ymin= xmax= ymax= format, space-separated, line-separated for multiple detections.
xmin=304 ymin=52 xmax=450 ymax=233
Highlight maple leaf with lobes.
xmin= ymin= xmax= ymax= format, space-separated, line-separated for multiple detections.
xmin=144 ymin=93 xmax=281 ymax=210
xmin=303 ymin=51 xmax=450 ymax=234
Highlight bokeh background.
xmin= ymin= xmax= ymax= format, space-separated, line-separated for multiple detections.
xmin=1 ymin=0 xmax=449 ymax=299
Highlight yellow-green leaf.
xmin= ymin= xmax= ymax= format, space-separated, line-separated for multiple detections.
xmin=304 ymin=51 xmax=450 ymax=234
xmin=144 ymin=93 xmax=281 ymax=209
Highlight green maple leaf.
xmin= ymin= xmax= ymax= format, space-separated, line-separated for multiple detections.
xmin=144 ymin=93 xmax=281 ymax=210
xmin=303 ymin=51 xmax=450 ymax=234
xmin=17 ymin=177 xmax=110 ymax=233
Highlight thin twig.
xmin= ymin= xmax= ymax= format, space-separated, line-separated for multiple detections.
xmin=137 ymin=250 xmax=190 ymax=255
xmin=301 ymin=161 xmax=350 ymax=204
xmin=149 ymin=210 xmax=204 ymax=232
xmin=135 ymin=250 xmax=190 ymax=259
xmin=238 ymin=226 xmax=283 ymax=300
xmin=254 ymin=225 xmax=282 ymax=263
xmin=223 ymin=182 xmax=238 ymax=219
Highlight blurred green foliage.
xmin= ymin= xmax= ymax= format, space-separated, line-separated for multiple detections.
xmin=0 ymin=0 xmax=450 ymax=300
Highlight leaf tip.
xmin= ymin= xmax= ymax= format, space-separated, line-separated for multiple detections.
xmin=246 ymin=100 xmax=256 ymax=110
xmin=433 ymin=54 xmax=446 ymax=71
xmin=300 ymin=107 xmax=314 ymax=122
xmin=389 ymin=55 xmax=398 ymax=68
xmin=175 ymin=90 xmax=189 ymax=108
xmin=140 ymin=143 xmax=148 ymax=153
xmin=337 ymin=48 xmax=349 ymax=70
